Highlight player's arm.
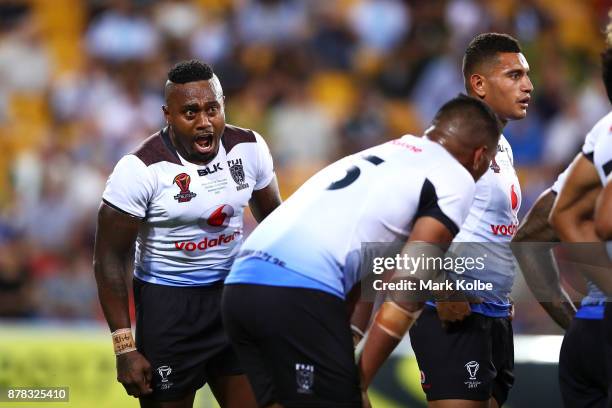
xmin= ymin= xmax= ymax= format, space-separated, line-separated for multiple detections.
xmin=249 ymin=131 xmax=282 ymax=222
xmin=358 ymin=216 xmax=455 ymax=389
xmin=511 ymin=188 xmax=575 ymax=330
xmin=550 ymin=154 xmax=601 ymax=242
xmin=249 ymin=176 xmax=281 ymax=222
xmin=349 ymin=299 xmax=374 ymax=347
xmin=595 ymin=177 xmax=612 ymax=240
xmin=94 ymin=203 xmax=153 ymax=397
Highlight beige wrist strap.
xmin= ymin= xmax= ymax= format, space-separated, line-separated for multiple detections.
xmin=112 ymin=328 xmax=136 ymax=355
xmin=375 ymin=302 xmax=423 ymax=340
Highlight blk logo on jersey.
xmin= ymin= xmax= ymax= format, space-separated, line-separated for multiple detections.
xmin=228 ymin=159 xmax=249 ymax=191
xmin=198 ymin=163 xmax=223 ymax=176
xmin=173 ymin=173 xmax=197 ymax=203
xmin=198 ymin=204 xmax=235 ymax=232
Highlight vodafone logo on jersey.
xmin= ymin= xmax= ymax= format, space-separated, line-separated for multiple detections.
xmin=490 ymin=223 xmax=518 ymax=236
xmin=198 ymin=204 xmax=235 ymax=233
xmin=510 ymin=184 xmax=519 ymax=212
xmin=175 ymin=231 xmax=240 ymax=252
xmin=490 ymin=185 xmax=520 ymax=236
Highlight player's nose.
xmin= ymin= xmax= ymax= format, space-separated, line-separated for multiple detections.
xmin=521 ymin=75 xmax=534 ymax=93
xmin=195 ymin=111 xmax=213 ymax=130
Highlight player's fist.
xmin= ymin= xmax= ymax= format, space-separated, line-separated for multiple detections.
xmin=435 ymin=300 xmax=472 ymax=323
xmin=116 ymin=350 xmax=153 ymax=398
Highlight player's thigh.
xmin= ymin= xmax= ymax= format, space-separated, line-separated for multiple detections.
xmin=490 ymin=317 xmax=514 ymax=407
xmin=428 ymin=399 xmax=489 ymax=408
xmin=208 ymin=374 xmax=257 ymax=408
xmin=135 ymin=279 xmax=233 ymax=401
xmin=139 ymin=392 xmax=195 ymax=408
xmin=223 ymin=284 xmax=362 ymax=407
xmin=409 ymin=305 xmax=495 ymax=402
xmin=560 ymin=318 xmax=607 ymax=408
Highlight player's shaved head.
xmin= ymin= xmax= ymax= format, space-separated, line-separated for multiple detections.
xmin=426 ymin=94 xmax=501 ymax=180
xmin=430 ymin=94 xmax=501 ymax=148
xmin=462 ymin=33 xmax=521 ymax=89
xmin=164 ymin=59 xmax=223 ymax=103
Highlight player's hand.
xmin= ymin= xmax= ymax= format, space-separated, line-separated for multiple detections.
xmin=436 ymin=300 xmax=472 ymax=323
xmin=361 ymin=388 xmax=372 ymax=408
xmin=434 ymin=290 xmax=481 ymax=324
xmin=116 ymin=350 xmax=153 ymax=397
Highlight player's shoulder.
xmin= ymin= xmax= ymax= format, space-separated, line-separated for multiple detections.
xmin=498 ymin=134 xmax=511 ymax=148
xmin=130 ymin=127 xmax=182 ymax=167
xmin=584 ymin=111 xmax=612 ymax=152
xmin=592 ymin=111 xmax=612 ymax=142
xmin=221 ymin=124 xmax=262 ymax=154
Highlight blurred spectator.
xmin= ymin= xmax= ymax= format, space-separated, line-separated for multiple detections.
xmin=86 ymin=0 xmax=160 ymax=63
xmin=0 ymin=12 xmax=51 ymax=97
xmin=236 ymin=0 xmax=308 ymax=46
xmin=35 ymin=251 xmax=98 ymax=320
xmin=348 ymin=0 xmax=410 ymax=54
xmin=267 ymin=81 xmax=336 ymax=167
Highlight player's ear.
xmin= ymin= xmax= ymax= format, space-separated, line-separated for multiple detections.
xmin=470 ymin=73 xmax=486 ymax=98
xmin=162 ymin=105 xmax=170 ymax=123
xmin=471 ymin=145 xmax=489 ymax=179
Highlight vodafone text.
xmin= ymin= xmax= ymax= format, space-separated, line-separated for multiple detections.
xmin=490 ymin=223 xmax=518 ymax=236
xmin=175 ymin=231 xmax=240 ymax=252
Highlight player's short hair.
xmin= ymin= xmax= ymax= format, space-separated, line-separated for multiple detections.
xmin=462 ymin=33 xmax=522 ymax=83
xmin=167 ymin=59 xmax=214 ymax=84
xmin=433 ymin=94 xmax=502 ymax=145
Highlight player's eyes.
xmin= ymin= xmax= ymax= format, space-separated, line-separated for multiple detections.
xmin=207 ymin=106 xmax=219 ymax=115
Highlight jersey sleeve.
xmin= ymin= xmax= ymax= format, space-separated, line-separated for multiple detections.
xmin=582 ymin=126 xmax=599 ymax=162
xmin=253 ymin=131 xmax=275 ymax=190
xmin=551 ymin=164 xmax=570 ymax=194
xmin=501 ymin=135 xmax=514 ymax=166
xmin=102 ymin=155 xmax=155 ymax=218
xmin=415 ymin=163 xmax=475 ymax=237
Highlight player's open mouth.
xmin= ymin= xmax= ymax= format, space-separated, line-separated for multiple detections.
xmin=194 ymin=134 xmax=214 ymax=154
xmin=517 ymin=97 xmax=530 ymax=109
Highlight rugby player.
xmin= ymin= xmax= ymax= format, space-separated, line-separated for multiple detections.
xmin=548 ymin=23 xmax=612 ymax=407
xmin=222 ymin=95 xmax=502 ymax=408
xmin=358 ymin=33 xmax=532 ymax=408
xmin=93 ymin=60 xmax=281 ymax=408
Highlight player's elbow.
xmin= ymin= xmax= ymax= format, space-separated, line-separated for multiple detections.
xmin=549 ymin=208 xmax=574 ymax=240
xmin=595 ymin=210 xmax=612 ymax=240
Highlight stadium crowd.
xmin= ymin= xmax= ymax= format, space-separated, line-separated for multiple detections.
xmin=0 ymin=0 xmax=610 ymax=334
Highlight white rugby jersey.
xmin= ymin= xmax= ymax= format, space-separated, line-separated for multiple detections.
xmin=448 ymin=135 xmax=521 ymax=311
xmin=551 ymin=111 xmax=610 ymax=194
xmin=226 ymin=135 xmax=476 ymax=298
xmin=592 ymin=111 xmax=612 ymax=185
xmin=102 ymin=125 xmax=275 ymax=286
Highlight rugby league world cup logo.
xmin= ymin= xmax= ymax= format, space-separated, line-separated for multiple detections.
xmin=173 ymin=173 xmax=197 ymax=203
